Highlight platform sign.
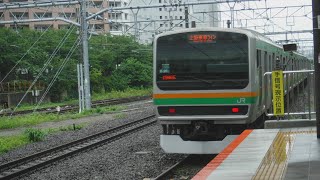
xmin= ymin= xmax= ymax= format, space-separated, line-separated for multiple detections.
xmin=272 ymin=70 xmax=284 ymax=116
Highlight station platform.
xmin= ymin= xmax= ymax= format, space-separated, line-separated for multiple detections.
xmin=192 ymin=126 xmax=319 ymax=180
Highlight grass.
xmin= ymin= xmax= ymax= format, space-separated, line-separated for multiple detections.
xmin=0 ymin=123 xmax=86 ymax=155
xmin=15 ymin=87 xmax=152 ymax=112
xmin=0 ymin=105 xmax=125 ymax=130
xmin=0 ymin=134 xmax=29 ymax=154
xmin=25 ymin=128 xmax=47 ymax=142
xmin=0 ymin=87 xmax=152 ymax=154
xmin=91 ymin=87 xmax=152 ymax=101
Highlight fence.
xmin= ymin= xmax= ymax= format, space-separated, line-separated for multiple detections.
xmin=0 ymin=81 xmax=44 ymax=93
xmin=264 ymin=70 xmax=315 ymax=120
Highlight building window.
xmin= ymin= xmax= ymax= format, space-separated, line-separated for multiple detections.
xmin=159 ymin=0 xmax=161 ymax=3
xmin=160 ymin=24 xmax=163 ymax=27
xmin=59 ymin=25 xmax=72 ymax=29
xmin=165 ymin=16 xmax=167 ymax=19
xmin=180 ymin=16 xmax=182 ymax=19
xmin=180 ymin=24 xmax=183 ymax=27
xmin=10 ymin=12 xmax=29 ymax=20
xmin=179 ymin=8 xmax=182 ymax=11
xmin=34 ymin=25 xmax=50 ymax=32
xmin=9 ymin=24 xmax=28 ymax=29
xmin=33 ymin=13 xmax=52 ymax=18
xmin=160 ymin=16 xmax=162 ymax=19
xmin=159 ymin=8 xmax=162 ymax=11
xmin=58 ymin=13 xmax=75 ymax=19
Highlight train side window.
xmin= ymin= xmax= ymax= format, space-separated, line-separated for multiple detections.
xmin=263 ymin=51 xmax=267 ymax=72
xmin=257 ymin=50 xmax=261 ymax=68
xmin=269 ymin=55 xmax=272 ymax=72
xmin=272 ymin=53 xmax=275 ymax=70
xmin=292 ymin=59 xmax=294 ymax=70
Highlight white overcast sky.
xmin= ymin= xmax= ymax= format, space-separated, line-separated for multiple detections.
xmin=215 ymin=0 xmax=313 ymax=56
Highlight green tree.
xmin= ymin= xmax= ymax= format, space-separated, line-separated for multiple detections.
xmin=110 ymin=57 xmax=152 ymax=89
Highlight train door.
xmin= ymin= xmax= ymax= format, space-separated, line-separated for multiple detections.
xmin=266 ymin=54 xmax=272 ymax=108
xmin=256 ymin=50 xmax=262 ymax=111
xmin=262 ymin=51 xmax=267 ymax=110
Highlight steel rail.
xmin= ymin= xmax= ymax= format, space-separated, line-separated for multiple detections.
xmin=0 ymin=95 xmax=151 ymax=116
xmin=153 ymin=154 xmax=217 ymax=180
xmin=0 ymin=114 xmax=156 ymax=179
xmin=154 ymin=156 xmax=189 ymax=180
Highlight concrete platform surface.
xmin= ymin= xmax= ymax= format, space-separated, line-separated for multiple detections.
xmin=192 ymin=127 xmax=319 ymax=180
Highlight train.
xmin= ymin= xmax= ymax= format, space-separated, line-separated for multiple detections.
xmin=153 ymin=27 xmax=312 ymax=154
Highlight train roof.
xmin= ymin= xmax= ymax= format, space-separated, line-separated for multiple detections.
xmin=155 ymin=27 xmax=276 ymax=45
xmin=155 ymin=27 xmax=306 ymax=58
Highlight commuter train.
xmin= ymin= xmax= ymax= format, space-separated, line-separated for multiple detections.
xmin=153 ymin=27 xmax=311 ymax=154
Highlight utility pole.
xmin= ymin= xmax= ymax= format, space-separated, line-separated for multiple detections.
xmin=80 ymin=0 xmax=91 ymax=110
xmin=184 ymin=6 xmax=189 ymax=28
xmin=131 ymin=9 xmax=140 ymax=41
xmin=312 ymin=0 xmax=320 ymax=138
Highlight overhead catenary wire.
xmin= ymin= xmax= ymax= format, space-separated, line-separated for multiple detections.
xmin=0 ymin=24 xmax=52 ymax=84
xmin=34 ymin=36 xmax=81 ymax=111
xmin=9 ymin=25 xmax=76 ymax=116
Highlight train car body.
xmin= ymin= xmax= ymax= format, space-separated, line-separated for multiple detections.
xmin=153 ymin=27 xmax=310 ymax=154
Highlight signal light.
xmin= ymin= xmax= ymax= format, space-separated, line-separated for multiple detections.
xmin=169 ymin=108 xmax=176 ymax=113
xmin=232 ymin=107 xmax=239 ymax=113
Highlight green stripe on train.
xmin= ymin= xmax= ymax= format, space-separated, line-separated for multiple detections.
xmin=153 ymin=97 xmax=257 ymax=105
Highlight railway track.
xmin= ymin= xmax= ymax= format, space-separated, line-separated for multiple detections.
xmin=154 ymin=154 xmax=216 ymax=180
xmin=0 ymin=114 xmax=156 ymax=179
xmin=0 ymin=95 xmax=151 ymax=116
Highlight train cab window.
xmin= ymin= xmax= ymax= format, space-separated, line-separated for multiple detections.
xmin=156 ymin=31 xmax=249 ymax=90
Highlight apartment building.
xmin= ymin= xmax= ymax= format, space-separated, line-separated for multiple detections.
xmin=127 ymin=0 xmax=220 ymax=44
xmin=0 ymin=0 xmax=131 ymax=34
xmin=0 ymin=0 xmax=220 ymax=43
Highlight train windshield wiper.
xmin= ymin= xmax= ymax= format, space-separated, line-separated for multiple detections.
xmin=187 ymin=76 xmax=216 ymax=85
xmin=222 ymin=79 xmax=248 ymax=86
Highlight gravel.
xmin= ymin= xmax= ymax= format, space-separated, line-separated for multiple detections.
xmin=0 ymin=100 xmax=184 ymax=179
xmin=1 ymin=80 xmax=313 ymax=179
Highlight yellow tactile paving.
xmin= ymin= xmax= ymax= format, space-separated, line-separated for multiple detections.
xmin=252 ymin=130 xmax=316 ymax=180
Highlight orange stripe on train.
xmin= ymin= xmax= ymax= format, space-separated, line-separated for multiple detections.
xmin=153 ymin=92 xmax=258 ymax=99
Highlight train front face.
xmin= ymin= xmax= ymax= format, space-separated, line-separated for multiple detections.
xmin=153 ymin=29 xmax=255 ymax=153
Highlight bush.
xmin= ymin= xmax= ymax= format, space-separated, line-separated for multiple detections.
xmin=25 ymin=128 xmax=47 ymax=142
